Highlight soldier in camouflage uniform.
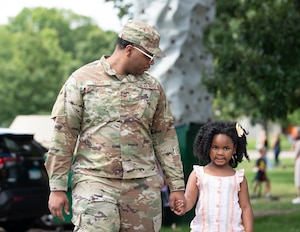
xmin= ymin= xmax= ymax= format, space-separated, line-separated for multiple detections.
xmin=45 ymin=20 xmax=186 ymax=232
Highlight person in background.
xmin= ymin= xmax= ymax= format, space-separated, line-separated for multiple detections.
xmin=175 ymin=121 xmax=253 ymax=232
xmin=252 ymin=147 xmax=272 ymax=199
xmin=271 ymin=132 xmax=281 ymax=167
xmin=291 ymin=129 xmax=300 ymax=204
xmin=44 ymin=19 xmax=186 ymax=232
xmin=257 ymin=129 xmax=273 ymax=170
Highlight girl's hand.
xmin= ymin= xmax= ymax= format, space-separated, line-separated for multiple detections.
xmin=169 ymin=191 xmax=186 ymax=216
xmin=173 ymin=199 xmax=185 ymax=215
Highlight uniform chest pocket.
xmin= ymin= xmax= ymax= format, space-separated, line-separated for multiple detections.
xmin=133 ymin=83 xmax=160 ymax=123
xmin=83 ymin=81 xmax=119 ymax=124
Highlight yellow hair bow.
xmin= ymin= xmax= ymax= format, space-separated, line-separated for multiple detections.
xmin=236 ymin=123 xmax=244 ymax=137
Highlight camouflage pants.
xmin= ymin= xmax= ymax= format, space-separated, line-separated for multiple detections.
xmin=72 ymin=174 xmax=164 ymax=232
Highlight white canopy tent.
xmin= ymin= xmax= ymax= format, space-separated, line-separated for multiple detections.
xmin=9 ymin=115 xmax=54 ymax=148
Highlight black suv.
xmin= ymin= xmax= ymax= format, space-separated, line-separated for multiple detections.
xmin=0 ymin=128 xmax=50 ymax=231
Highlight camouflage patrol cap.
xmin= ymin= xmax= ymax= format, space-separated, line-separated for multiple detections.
xmin=118 ymin=20 xmax=165 ymax=57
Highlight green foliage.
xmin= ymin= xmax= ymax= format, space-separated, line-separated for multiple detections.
xmin=203 ymin=0 xmax=300 ymax=126
xmin=0 ymin=27 xmax=70 ymax=120
xmin=104 ymin=0 xmax=132 ymax=19
xmin=0 ymin=7 xmax=117 ymax=126
xmin=286 ymin=109 xmax=300 ymax=127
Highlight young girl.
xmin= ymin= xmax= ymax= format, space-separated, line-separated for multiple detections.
xmin=175 ymin=121 xmax=254 ymax=232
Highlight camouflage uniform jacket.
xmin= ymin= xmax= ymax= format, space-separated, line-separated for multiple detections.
xmin=45 ymin=56 xmax=185 ymax=192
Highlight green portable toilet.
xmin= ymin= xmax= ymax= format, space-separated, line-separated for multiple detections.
xmin=162 ymin=123 xmax=202 ymax=226
xmin=52 ymin=172 xmax=73 ymax=225
xmin=176 ymin=123 xmax=202 ymax=183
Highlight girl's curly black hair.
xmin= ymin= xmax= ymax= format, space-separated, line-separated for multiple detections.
xmin=193 ymin=121 xmax=250 ymax=168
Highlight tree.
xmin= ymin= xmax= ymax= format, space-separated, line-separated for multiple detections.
xmin=104 ymin=0 xmax=132 ymax=18
xmin=0 ymin=8 xmax=117 ymax=126
xmin=203 ymin=0 xmax=300 ymax=128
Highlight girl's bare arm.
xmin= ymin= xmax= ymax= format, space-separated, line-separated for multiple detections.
xmin=239 ymin=176 xmax=254 ymax=232
xmin=184 ymin=171 xmax=199 ymax=212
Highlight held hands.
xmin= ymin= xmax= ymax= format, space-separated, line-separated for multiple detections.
xmin=169 ymin=191 xmax=186 ymax=216
xmin=174 ymin=199 xmax=185 ymax=215
xmin=48 ymin=191 xmax=70 ymax=221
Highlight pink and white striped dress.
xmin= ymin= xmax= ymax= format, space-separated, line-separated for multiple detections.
xmin=190 ymin=165 xmax=245 ymax=232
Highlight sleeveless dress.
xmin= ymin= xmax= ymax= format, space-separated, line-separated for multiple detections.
xmin=190 ymin=165 xmax=245 ymax=232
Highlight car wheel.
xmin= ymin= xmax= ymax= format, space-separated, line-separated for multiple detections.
xmin=35 ymin=214 xmax=56 ymax=229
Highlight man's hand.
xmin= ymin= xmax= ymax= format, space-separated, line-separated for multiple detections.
xmin=48 ymin=191 xmax=70 ymax=221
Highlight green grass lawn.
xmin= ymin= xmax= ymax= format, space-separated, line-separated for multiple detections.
xmin=161 ymin=157 xmax=300 ymax=232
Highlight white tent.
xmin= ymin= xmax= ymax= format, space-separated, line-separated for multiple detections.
xmin=10 ymin=115 xmax=54 ymax=148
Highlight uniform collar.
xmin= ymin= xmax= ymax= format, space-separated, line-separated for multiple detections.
xmin=99 ymin=55 xmax=142 ymax=82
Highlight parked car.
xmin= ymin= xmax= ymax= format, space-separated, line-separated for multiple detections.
xmin=0 ymin=128 xmax=50 ymax=231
